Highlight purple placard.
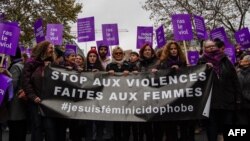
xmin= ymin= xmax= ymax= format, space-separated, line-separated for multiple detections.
xmin=187 ymin=51 xmax=199 ymax=65
xmin=102 ymin=24 xmax=119 ymax=46
xmin=156 ymin=25 xmax=166 ymax=48
xmin=194 ymin=15 xmax=208 ymax=40
xmin=234 ymin=28 xmax=250 ymax=50
xmin=77 ymin=17 xmax=95 ymax=42
xmin=34 ymin=18 xmax=45 ymax=43
xmin=171 ymin=14 xmax=193 ymax=41
xmin=0 ymin=74 xmax=12 ymax=106
xmin=19 ymin=44 xmax=26 ymax=53
xmin=0 ymin=13 xmax=4 ymax=22
xmin=210 ymin=27 xmax=229 ymax=45
xmin=3 ymin=22 xmax=19 ymax=27
xmin=25 ymin=48 xmax=32 ymax=58
xmin=96 ymin=40 xmax=110 ymax=56
xmin=0 ymin=23 xmax=20 ymax=56
xmin=136 ymin=26 xmax=153 ymax=49
xmin=46 ymin=24 xmax=63 ymax=45
xmin=66 ymin=44 xmax=77 ymax=54
xmin=224 ymin=44 xmax=236 ymax=64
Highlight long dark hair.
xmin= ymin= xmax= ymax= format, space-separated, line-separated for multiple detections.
xmin=31 ymin=41 xmax=52 ymax=60
xmin=139 ymin=43 xmax=156 ymax=60
xmin=86 ymin=50 xmax=104 ymax=71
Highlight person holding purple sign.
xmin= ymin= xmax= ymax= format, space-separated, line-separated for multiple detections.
xmin=98 ymin=45 xmax=111 ymax=69
xmin=198 ymin=39 xmax=242 ymax=141
xmin=156 ymin=41 xmax=189 ymax=141
xmin=22 ymin=41 xmax=57 ymax=141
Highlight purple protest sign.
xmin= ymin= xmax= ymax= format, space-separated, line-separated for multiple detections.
xmin=171 ymin=14 xmax=193 ymax=41
xmin=3 ymin=22 xmax=19 ymax=27
xmin=156 ymin=25 xmax=166 ymax=48
xmin=77 ymin=17 xmax=95 ymax=42
xmin=187 ymin=51 xmax=199 ymax=65
xmin=194 ymin=15 xmax=208 ymax=40
xmin=136 ymin=26 xmax=153 ymax=49
xmin=96 ymin=40 xmax=110 ymax=56
xmin=0 ymin=13 xmax=4 ymax=22
xmin=19 ymin=44 xmax=26 ymax=53
xmin=25 ymin=48 xmax=32 ymax=57
xmin=234 ymin=28 xmax=250 ymax=50
xmin=0 ymin=23 xmax=20 ymax=56
xmin=224 ymin=44 xmax=236 ymax=64
xmin=102 ymin=24 xmax=119 ymax=46
xmin=66 ymin=44 xmax=77 ymax=54
xmin=46 ymin=24 xmax=63 ymax=45
xmin=34 ymin=18 xmax=45 ymax=43
xmin=210 ymin=27 xmax=229 ymax=45
xmin=0 ymin=73 xmax=12 ymax=106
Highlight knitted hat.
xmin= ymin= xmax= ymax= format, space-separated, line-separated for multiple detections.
xmin=87 ymin=48 xmax=98 ymax=57
xmin=64 ymin=49 xmax=76 ymax=57
xmin=130 ymin=51 xmax=139 ymax=57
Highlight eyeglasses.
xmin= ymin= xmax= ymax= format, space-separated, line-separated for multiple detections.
xmin=115 ymin=52 xmax=123 ymax=55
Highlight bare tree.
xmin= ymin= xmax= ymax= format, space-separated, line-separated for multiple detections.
xmin=0 ymin=0 xmax=82 ymax=46
xmin=143 ymin=0 xmax=250 ymax=40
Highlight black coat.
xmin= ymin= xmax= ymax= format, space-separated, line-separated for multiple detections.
xmin=106 ymin=60 xmax=131 ymax=72
xmin=8 ymin=62 xmax=27 ymax=120
xmin=198 ymin=56 xmax=242 ymax=110
xmin=22 ymin=59 xmax=44 ymax=101
xmin=139 ymin=57 xmax=159 ymax=72
xmin=238 ymin=67 xmax=250 ymax=109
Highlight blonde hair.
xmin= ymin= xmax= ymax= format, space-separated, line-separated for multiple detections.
xmin=160 ymin=41 xmax=186 ymax=62
xmin=112 ymin=46 xmax=124 ymax=55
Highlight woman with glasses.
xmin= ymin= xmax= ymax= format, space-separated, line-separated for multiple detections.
xmin=106 ymin=46 xmax=132 ymax=141
xmin=198 ymin=39 xmax=242 ymax=141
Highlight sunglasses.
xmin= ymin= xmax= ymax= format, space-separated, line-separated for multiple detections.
xmin=115 ymin=52 xmax=123 ymax=55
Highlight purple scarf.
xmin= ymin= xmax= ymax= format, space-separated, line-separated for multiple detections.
xmin=203 ymin=49 xmax=225 ymax=75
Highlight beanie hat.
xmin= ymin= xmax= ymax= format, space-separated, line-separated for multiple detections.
xmin=64 ymin=49 xmax=76 ymax=57
xmin=87 ymin=47 xmax=98 ymax=56
xmin=130 ymin=51 xmax=139 ymax=57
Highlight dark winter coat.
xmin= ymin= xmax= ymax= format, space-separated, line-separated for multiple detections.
xmin=139 ymin=57 xmax=159 ymax=72
xmin=8 ymin=61 xmax=27 ymax=120
xmin=238 ymin=67 xmax=250 ymax=109
xmin=106 ymin=60 xmax=131 ymax=72
xmin=22 ymin=58 xmax=44 ymax=101
xmin=158 ymin=56 xmax=186 ymax=70
xmin=198 ymin=56 xmax=242 ymax=110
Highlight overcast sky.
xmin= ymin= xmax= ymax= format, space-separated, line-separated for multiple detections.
xmin=72 ymin=0 xmax=154 ymax=54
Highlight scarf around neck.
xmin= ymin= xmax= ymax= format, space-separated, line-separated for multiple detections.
xmin=204 ymin=49 xmax=225 ymax=75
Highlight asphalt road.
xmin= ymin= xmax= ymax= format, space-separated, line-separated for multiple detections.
xmin=1 ymin=128 xmax=209 ymax=141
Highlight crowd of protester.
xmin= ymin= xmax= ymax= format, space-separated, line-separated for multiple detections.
xmin=0 ymin=38 xmax=250 ymax=141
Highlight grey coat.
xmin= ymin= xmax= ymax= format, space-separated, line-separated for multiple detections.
xmin=8 ymin=62 xmax=27 ymax=120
